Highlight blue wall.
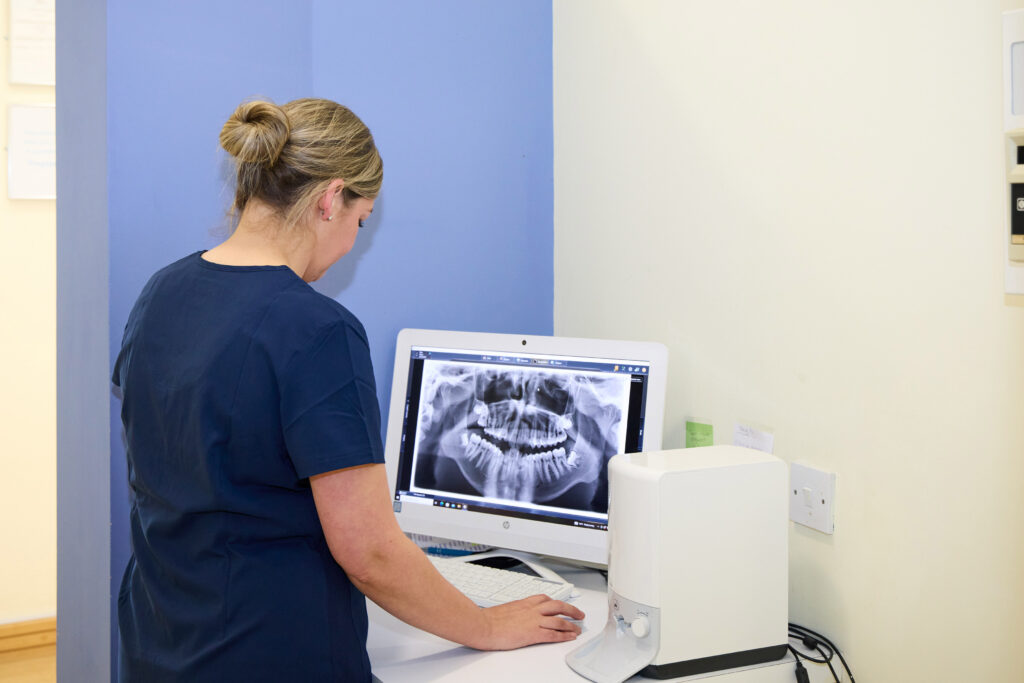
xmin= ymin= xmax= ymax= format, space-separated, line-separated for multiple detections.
xmin=102 ymin=0 xmax=552 ymax=675
xmin=309 ymin=0 xmax=554 ymax=413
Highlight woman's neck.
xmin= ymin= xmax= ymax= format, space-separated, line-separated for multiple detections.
xmin=203 ymin=201 xmax=314 ymax=276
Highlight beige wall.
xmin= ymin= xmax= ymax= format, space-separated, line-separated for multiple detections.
xmin=555 ymin=1 xmax=1024 ymax=680
xmin=0 ymin=1 xmax=57 ymax=623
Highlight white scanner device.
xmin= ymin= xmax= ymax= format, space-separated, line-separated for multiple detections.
xmin=566 ymin=446 xmax=789 ymax=682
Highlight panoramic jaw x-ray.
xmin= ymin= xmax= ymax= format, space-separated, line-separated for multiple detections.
xmin=411 ymin=362 xmax=629 ymax=513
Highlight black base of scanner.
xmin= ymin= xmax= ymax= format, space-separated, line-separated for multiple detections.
xmin=640 ymin=643 xmax=789 ymax=679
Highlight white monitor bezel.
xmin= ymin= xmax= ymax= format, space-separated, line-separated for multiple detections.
xmin=383 ymin=328 xmax=668 ymax=566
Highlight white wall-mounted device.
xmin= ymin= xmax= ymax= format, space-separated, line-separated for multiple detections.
xmin=566 ymin=446 xmax=789 ymax=683
xmin=1002 ymin=10 xmax=1024 ymax=294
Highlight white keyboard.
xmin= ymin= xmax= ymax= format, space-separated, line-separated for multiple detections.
xmin=429 ymin=555 xmax=574 ymax=608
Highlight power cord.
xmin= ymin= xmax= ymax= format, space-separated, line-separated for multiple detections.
xmin=789 ymin=648 xmax=811 ymax=683
xmin=814 ymin=641 xmax=840 ymax=682
xmin=788 ymin=623 xmax=855 ymax=683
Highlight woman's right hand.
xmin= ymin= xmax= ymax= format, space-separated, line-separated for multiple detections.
xmin=473 ymin=595 xmax=586 ymax=651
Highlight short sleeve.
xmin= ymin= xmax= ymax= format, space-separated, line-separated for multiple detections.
xmin=280 ymin=320 xmax=384 ymax=479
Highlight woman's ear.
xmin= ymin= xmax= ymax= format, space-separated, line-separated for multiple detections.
xmin=318 ymin=179 xmax=346 ymax=219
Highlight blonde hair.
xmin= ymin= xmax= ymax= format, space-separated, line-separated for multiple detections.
xmin=219 ymin=98 xmax=382 ymax=228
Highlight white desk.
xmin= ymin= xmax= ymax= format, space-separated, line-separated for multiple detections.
xmin=367 ymin=564 xmax=834 ymax=683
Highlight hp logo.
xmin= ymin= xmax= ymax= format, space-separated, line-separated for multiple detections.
xmin=502 ymin=521 xmax=510 ymax=529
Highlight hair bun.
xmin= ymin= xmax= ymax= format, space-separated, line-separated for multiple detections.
xmin=219 ymin=100 xmax=290 ymax=166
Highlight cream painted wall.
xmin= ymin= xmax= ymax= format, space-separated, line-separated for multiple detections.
xmin=0 ymin=1 xmax=57 ymax=623
xmin=555 ymin=1 xmax=1024 ymax=680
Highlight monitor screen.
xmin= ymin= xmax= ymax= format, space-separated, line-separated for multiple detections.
xmin=384 ymin=329 xmax=667 ymax=566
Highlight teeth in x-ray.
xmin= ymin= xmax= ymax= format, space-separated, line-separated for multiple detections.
xmin=459 ymin=437 xmax=582 ymax=485
xmin=483 ymin=422 xmax=568 ymax=449
xmin=473 ymin=400 xmax=489 ymax=427
xmin=424 ymin=363 xmax=628 ymax=505
xmin=461 ymin=433 xmax=502 ymax=465
xmin=483 ymin=426 xmax=567 ymax=448
xmin=512 ymin=447 xmax=576 ymax=484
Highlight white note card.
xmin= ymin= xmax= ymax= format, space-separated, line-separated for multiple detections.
xmin=9 ymin=0 xmax=56 ymax=85
xmin=8 ymin=105 xmax=56 ymax=199
xmin=733 ymin=423 xmax=774 ymax=454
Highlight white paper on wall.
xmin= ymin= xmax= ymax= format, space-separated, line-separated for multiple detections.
xmin=733 ymin=422 xmax=775 ymax=454
xmin=9 ymin=0 xmax=56 ymax=86
xmin=8 ymin=105 xmax=56 ymax=199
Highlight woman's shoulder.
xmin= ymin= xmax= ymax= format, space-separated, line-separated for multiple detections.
xmin=124 ymin=252 xmax=206 ymax=317
xmin=141 ymin=251 xmax=201 ymax=287
xmin=265 ymin=283 xmax=369 ymax=347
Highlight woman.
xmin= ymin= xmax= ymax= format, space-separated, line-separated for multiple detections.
xmin=113 ymin=98 xmax=583 ymax=682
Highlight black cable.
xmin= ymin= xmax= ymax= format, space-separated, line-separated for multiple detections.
xmin=797 ymin=626 xmax=854 ymax=683
xmin=814 ymin=642 xmax=840 ymax=683
xmin=788 ymin=623 xmax=855 ymax=683
xmin=788 ymin=646 xmax=811 ymax=683
xmin=787 ymin=629 xmax=832 ymax=664
xmin=803 ymin=634 xmax=834 ymax=662
xmin=788 ymin=633 xmax=838 ymax=682
xmin=787 ymin=634 xmax=831 ymax=664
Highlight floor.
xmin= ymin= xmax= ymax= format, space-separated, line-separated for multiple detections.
xmin=0 ymin=645 xmax=56 ymax=683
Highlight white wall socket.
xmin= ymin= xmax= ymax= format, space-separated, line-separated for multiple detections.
xmin=789 ymin=463 xmax=836 ymax=534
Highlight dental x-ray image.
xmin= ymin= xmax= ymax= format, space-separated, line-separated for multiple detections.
xmin=410 ymin=361 xmax=630 ymax=514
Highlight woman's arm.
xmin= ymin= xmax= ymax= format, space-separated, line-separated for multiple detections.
xmin=310 ymin=463 xmax=585 ymax=650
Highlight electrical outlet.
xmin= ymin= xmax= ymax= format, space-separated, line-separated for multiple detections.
xmin=789 ymin=463 xmax=835 ymax=534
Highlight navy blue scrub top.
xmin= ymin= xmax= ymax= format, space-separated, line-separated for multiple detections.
xmin=112 ymin=251 xmax=384 ymax=682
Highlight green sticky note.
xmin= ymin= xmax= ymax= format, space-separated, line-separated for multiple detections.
xmin=685 ymin=421 xmax=714 ymax=448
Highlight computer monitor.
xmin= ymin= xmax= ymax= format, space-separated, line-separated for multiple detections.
xmin=384 ymin=329 xmax=668 ymax=566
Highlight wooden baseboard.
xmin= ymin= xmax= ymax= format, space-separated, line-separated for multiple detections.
xmin=0 ymin=618 xmax=57 ymax=653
